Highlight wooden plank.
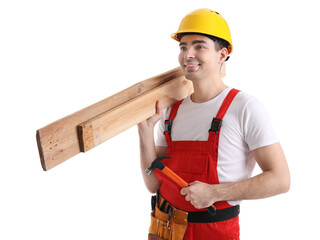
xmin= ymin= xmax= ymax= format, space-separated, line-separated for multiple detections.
xmin=36 ymin=67 xmax=186 ymax=171
xmin=77 ymin=76 xmax=193 ymax=152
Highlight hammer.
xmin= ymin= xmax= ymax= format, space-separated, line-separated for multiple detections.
xmin=146 ymin=156 xmax=216 ymax=215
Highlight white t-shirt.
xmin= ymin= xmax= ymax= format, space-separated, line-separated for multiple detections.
xmin=155 ymin=87 xmax=278 ymax=205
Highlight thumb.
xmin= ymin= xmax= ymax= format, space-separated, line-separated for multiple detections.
xmin=149 ymin=101 xmax=163 ymax=124
xmin=154 ymin=100 xmax=163 ymax=120
xmin=156 ymin=100 xmax=162 ymax=115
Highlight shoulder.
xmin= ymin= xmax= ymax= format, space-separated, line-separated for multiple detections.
xmin=233 ymin=90 xmax=256 ymax=107
xmin=231 ymin=90 xmax=266 ymax=115
xmin=227 ymin=89 xmax=272 ymax=131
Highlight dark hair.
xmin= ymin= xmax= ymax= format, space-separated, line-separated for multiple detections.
xmin=179 ymin=32 xmax=230 ymax=52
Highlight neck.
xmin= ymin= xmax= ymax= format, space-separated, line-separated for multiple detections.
xmin=190 ymin=75 xmax=227 ymax=103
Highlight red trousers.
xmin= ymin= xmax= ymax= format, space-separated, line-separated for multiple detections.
xmin=184 ymin=217 xmax=240 ymax=240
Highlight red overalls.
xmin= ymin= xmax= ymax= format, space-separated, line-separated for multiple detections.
xmin=154 ymin=88 xmax=240 ymax=240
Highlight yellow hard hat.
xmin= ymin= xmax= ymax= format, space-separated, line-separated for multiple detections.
xmin=171 ymin=8 xmax=233 ymax=54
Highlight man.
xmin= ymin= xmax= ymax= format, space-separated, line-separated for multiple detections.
xmin=138 ymin=8 xmax=290 ymax=240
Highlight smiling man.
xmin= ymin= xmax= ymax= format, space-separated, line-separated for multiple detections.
xmin=138 ymin=8 xmax=290 ymax=240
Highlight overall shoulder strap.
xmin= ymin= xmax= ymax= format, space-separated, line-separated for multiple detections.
xmin=216 ymin=88 xmax=240 ymax=120
xmin=164 ymin=99 xmax=184 ymax=144
xmin=209 ymin=88 xmax=240 ymax=137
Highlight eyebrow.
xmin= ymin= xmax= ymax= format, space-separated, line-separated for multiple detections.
xmin=179 ymin=40 xmax=208 ymax=46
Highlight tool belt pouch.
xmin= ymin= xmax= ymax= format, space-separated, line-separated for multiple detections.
xmin=148 ymin=205 xmax=188 ymax=240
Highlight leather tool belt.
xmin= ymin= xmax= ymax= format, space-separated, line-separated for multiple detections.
xmin=148 ymin=192 xmax=240 ymax=240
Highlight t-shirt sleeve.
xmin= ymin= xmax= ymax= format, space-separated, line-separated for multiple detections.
xmin=242 ymin=97 xmax=278 ymax=151
xmin=155 ymin=109 xmax=169 ymax=147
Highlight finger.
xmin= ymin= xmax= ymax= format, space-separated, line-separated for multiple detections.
xmin=156 ymin=100 xmax=163 ymax=116
xmin=189 ymin=199 xmax=201 ymax=209
xmin=148 ymin=101 xmax=163 ymax=125
xmin=188 ymin=181 xmax=199 ymax=186
xmin=137 ymin=120 xmax=147 ymax=130
xmin=194 ymin=204 xmax=201 ymax=209
xmin=180 ymin=187 xmax=188 ymax=196
xmin=154 ymin=101 xmax=163 ymax=121
xmin=152 ymin=101 xmax=162 ymax=120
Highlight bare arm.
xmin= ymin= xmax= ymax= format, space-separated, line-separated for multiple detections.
xmin=138 ymin=101 xmax=168 ymax=193
xmin=216 ymin=142 xmax=290 ymax=200
xmin=181 ymin=142 xmax=290 ymax=209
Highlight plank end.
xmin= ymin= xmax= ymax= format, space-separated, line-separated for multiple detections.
xmin=36 ymin=130 xmax=48 ymax=171
xmin=77 ymin=123 xmax=94 ymax=153
xmin=77 ymin=124 xmax=85 ymax=152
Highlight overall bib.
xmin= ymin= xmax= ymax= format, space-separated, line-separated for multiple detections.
xmin=154 ymin=88 xmax=240 ymax=240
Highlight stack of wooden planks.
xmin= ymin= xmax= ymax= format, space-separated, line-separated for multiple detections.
xmin=36 ymin=67 xmax=194 ymax=171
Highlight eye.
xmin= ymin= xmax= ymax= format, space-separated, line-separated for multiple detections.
xmin=196 ymin=45 xmax=204 ymax=50
xmin=180 ymin=46 xmax=187 ymax=51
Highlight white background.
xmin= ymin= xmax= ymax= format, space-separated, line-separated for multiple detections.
xmin=1 ymin=0 xmax=319 ymax=239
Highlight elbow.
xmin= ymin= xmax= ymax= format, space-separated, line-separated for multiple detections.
xmin=282 ymin=176 xmax=291 ymax=193
xmin=145 ymin=180 xmax=160 ymax=194
xmin=148 ymin=188 xmax=158 ymax=194
xmin=279 ymin=179 xmax=290 ymax=194
xmin=268 ymin=168 xmax=290 ymax=195
xmin=283 ymin=167 xmax=291 ymax=193
xmin=278 ymin=171 xmax=291 ymax=194
xmin=147 ymin=185 xmax=159 ymax=194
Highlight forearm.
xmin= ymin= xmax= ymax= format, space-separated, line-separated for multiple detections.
xmin=182 ymin=143 xmax=290 ymax=209
xmin=137 ymin=101 xmax=163 ymax=193
xmin=214 ymin=170 xmax=290 ymax=202
xmin=138 ymin=127 xmax=160 ymax=193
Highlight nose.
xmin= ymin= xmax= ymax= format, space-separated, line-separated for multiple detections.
xmin=184 ymin=48 xmax=195 ymax=59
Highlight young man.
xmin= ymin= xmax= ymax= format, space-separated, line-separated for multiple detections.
xmin=138 ymin=9 xmax=290 ymax=240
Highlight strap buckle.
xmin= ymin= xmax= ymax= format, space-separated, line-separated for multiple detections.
xmin=209 ymin=118 xmax=223 ymax=134
xmin=164 ymin=119 xmax=173 ymax=135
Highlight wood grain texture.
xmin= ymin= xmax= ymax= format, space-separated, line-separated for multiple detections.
xmin=77 ymin=77 xmax=193 ymax=152
xmin=36 ymin=67 xmax=188 ymax=171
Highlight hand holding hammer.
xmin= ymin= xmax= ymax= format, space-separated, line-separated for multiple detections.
xmin=146 ymin=156 xmax=216 ymax=215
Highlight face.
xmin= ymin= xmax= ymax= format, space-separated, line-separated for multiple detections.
xmin=178 ymin=34 xmax=226 ymax=81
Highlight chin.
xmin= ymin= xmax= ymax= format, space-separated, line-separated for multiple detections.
xmin=183 ymin=70 xmax=200 ymax=81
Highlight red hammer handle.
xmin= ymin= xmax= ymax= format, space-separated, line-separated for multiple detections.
xmin=162 ymin=166 xmax=216 ymax=215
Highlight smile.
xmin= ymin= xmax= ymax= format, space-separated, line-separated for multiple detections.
xmin=184 ymin=62 xmax=200 ymax=71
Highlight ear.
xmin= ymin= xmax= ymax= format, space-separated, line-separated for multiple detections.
xmin=218 ymin=48 xmax=229 ymax=64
